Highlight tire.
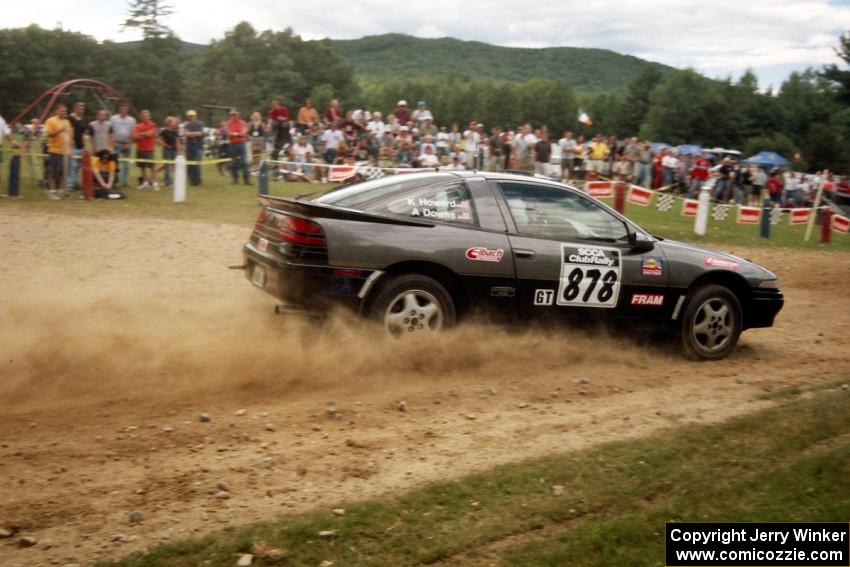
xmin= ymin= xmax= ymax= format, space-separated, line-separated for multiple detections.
xmin=369 ymin=274 xmax=456 ymax=337
xmin=679 ymin=284 xmax=743 ymax=361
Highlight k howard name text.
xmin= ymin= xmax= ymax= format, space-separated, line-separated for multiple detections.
xmin=670 ymin=527 xmax=848 ymax=546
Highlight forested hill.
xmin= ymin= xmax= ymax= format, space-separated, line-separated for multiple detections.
xmin=329 ymin=33 xmax=674 ymax=91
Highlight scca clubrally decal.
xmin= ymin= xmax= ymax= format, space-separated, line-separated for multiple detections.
xmin=557 ymin=244 xmax=622 ymax=308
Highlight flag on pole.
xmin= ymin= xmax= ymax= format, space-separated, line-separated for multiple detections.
xmin=789 ymin=208 xmax=812 ymax=225
xmin=627 ymin=185 xmax=654 ymax=206
xmin=578 ymin=110 xmax=593 ymax=126
xmin=681 ymin=199 xmax=699 ymax=217
xmin=357 ymin=165 xmax=385 ymax=180
xmin=712 ymin=204 xmax=731 ymax=221
xmin=328 ymin=165 xmax=357 ymax=182
xmin=832 ymin=214 xmax=850 ymax=234
xmin=585 ymin=181 xmax=613 ymax=198
xmin=736 ymin=206 xmax=762 ymax=224
xmin=656 ymin=193 xmax=675 ymax=212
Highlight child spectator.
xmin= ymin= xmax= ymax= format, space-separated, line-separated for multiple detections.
xmin=91 ymin=150 xmax=125 ymax=199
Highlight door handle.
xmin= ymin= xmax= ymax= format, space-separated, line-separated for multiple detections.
xmin=514 ymin=248 xmax=536 ymax=260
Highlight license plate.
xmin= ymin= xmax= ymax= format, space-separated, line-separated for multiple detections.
xmin=257 ymin=237 xmax=269 ymax=252
xmin=251 ymin=265 xmax=266 ymax=288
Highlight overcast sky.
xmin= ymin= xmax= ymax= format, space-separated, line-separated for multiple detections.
xmin=4 ymin=0 xmax=850 ymax=90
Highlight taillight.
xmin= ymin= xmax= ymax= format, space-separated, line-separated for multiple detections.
xmin=254 ymin=208 xmax=269 ymax=230
xmin=279 ymin=215 xmax=326 ymax=247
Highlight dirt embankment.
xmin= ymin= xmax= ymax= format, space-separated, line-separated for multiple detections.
xmin=0 ymin=210 xmax=848 ymax=566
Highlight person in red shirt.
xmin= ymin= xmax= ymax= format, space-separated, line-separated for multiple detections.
xmin=652 ymin=148 xmax=665 ymax=189
xmin=392 ymin=100 xmax=411 ymax=127
xmin=324 ymin=99 xmax=342 ymax=127
xmin=133 ymin=110 xmax=159 ymax=189
xmin=226 ymin=108 xmax=251 ymax=185
xmin=688 ymin=153 xmax=710 ymax=197
xmin=766 ymin=169 xmax=783 ymax=204
xmin=268 ymin=98 xmax=292 ymax=156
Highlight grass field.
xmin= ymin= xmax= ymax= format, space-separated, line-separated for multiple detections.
xmin=96 ymin=380 xmax=849 ymax=567
xmin=2 ymin=148 xmax=848 ymax=253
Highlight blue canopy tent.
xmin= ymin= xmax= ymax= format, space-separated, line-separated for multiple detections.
xmin=650 ymin=142 xmax=671 ymax=153
xmin=744 ymin=151 xmax=789 ymax=168
xmin=678 ymin=144 xmax=703 ymax=156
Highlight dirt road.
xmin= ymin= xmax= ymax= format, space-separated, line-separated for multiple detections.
xmin=0 ymin=210 xmax=848 ymax=566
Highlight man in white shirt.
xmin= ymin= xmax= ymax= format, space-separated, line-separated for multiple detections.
xmin=418 ymin=144 xmax=440 ymax=168
xmin=109 ymin=103 xmax=136 ymax=187
xmin=351 ymin=107 xmax=369 ymax=122
xmin=411 ymin=100 xmax=434 ymax=128
xmin=661 ymin=151 xmax=680 ymax=188
xmin=292 ymin=136 xmax=316 ymax=179
xmin=463 ymin=122 xmax=480 ymax=169
xmin=558 ymin=131 xmax=577 ymax=180
xmin=366 ymin=112 xmax=386 ymax=140
xmin=513 ymin=124 xmax=537 ymax=171
xmin=416 ymin=133 xmax=434 ymax=154
xmin=435 ymin=127 xmax=450 ymax=157
xmin=321 ymin=124 xmax=344 ymax=163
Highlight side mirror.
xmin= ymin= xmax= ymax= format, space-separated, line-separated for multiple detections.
xmin=629 ymin=230 xmax=655 ymax=253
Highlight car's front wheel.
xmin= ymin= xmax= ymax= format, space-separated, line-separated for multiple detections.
xmin=679 ymin=284 xmax=742 ymax=360
xmin=369 ymin=274 xmax=456 ymax=337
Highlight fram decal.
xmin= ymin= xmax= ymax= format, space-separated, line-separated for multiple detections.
xmin=704 ymin=257 xmax=740 ymax=271
xmin=465 ymin=247 xmax=504 ymax=262
xmin=641 ymin=256 xmax=664 ymax=277
xmin=631 ymin=293 xmax=664 ymax=306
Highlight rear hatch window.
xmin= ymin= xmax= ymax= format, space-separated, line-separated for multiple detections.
xmin=313 ymin=173 xmax=453 ymax=209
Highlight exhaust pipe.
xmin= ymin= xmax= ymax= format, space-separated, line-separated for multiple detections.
xmin=274 ymin=304 xmax=322 ymax=319
xmin=274 ymin=304 xmax=311 ymax=315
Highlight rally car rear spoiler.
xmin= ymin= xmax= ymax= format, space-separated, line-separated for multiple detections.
xmin=258 ymin=195 xmax=436 ymax=228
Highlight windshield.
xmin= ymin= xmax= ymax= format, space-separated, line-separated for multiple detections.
xmin=313 ymin=173 xmax=454 ymax=209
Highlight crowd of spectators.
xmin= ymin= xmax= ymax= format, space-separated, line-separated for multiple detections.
xmin=5 ymin=97 xmax=850 ymax=208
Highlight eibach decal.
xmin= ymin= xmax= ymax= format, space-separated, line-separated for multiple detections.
xmin=465 ymin=247 xmax=504 ymax=262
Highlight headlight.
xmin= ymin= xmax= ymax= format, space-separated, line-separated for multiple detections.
xmin=758 ymin=279 xmax=780 ymax=289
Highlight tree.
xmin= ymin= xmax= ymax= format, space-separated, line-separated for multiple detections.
xmin=820 ymin=32 xmax=850 ymax=104
xmin=741 ymin=133 xmax=799 ymax=163
xmin=777 ymin=70 xmax=836 ymax=139
xmin=122 ymin=0 xmax=174 ymax=40
xmin=640 ymin=69 xmax=728 ymax=145
xmin=619 ymin=66 xmax=663 ymax=136
xmin=187 ymin=22 xmax=355 ymax=114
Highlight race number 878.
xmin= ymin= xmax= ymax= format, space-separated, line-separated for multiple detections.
xmin=556 ymin=245 xmax=622 ymax=308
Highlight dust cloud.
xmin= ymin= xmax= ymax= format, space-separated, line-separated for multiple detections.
xmin=0 ymin=285 xmax=654 ymax=411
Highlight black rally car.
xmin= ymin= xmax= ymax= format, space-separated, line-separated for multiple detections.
xmin=242 ymin=171 xmax=783 ymax=360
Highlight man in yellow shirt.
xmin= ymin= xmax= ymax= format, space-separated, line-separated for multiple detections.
xmin=587 ymin=134 xmax=610 ymax=177
xmin=44 ymin=104 xmax=72 ymax=199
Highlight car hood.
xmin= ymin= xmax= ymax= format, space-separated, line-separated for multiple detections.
xmin=656 ymin=239 xmax=778 ymax=280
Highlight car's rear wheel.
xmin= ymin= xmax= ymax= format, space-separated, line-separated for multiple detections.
xmin=679 ymin=284 xmax=742 ymax=361
xmin=370 ymin=274 xmax=455 ymax=337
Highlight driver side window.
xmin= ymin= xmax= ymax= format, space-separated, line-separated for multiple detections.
xmin=499 ymin=182 xmax=629 ymax=242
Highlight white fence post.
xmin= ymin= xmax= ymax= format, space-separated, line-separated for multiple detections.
xmin=694 ymin=178 xmax=713 ymax=236
xmin=173 ymin=154 xmax=187 ymax=203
